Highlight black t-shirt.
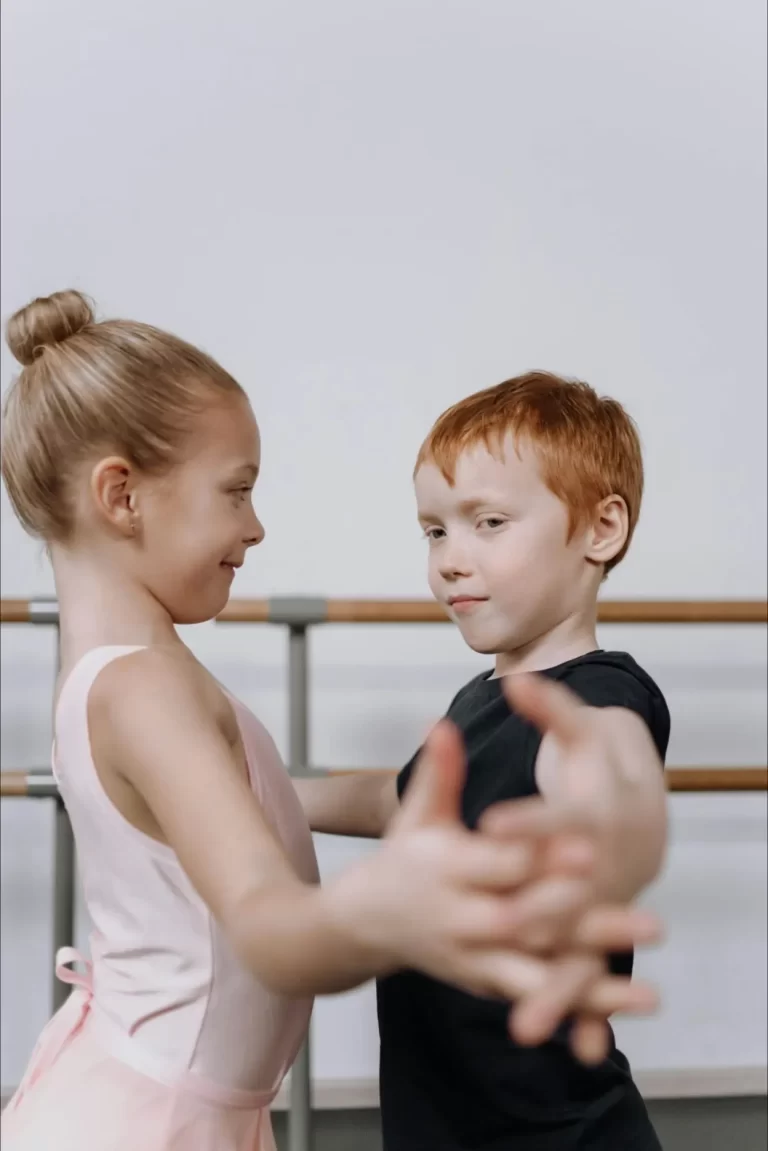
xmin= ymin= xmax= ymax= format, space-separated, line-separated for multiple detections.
xmin=376 ymin=650 xmax=670 ymax=1151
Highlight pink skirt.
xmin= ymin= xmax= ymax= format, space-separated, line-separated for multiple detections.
xmin=1 ymin=950 xmax=277 ymax=1151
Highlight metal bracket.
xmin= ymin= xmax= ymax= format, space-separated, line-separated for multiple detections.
xmin=29 ymin=597 xmax=60 ymax=625
xmin=268 ymin=597 xmax=328 ymax=627
xmin=26 ymin=772 xmax=59 ymax=799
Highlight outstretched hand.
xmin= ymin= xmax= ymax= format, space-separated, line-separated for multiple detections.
xmin=332 ymin=713 xmax=661 ymax=1058
xmin=478 ymin=672 xmax=666 ymax=1063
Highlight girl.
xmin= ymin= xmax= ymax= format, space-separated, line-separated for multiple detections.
xmin=0 ymin=291 xmax=657 ymax=1150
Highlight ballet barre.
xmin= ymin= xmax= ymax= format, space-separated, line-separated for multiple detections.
xmin=217 ymin=598 xmax=768 ymax=625
xmin=3 ymin=766 xmax=767 ymax=799
xmin=2 ymin=594 xmax=767 ymax=1151
xmin=2 ymin=597 xmax=768 ymax=626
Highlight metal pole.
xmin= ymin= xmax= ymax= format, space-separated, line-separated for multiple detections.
xmin=50 ymin=617 xmax=76 ymax=1013
xmin=52 ymin=796 xmax=76 ymax=1011
xmin=287 ymin=624 xmax=313 ymax=1151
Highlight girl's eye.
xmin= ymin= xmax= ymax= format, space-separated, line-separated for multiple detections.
xmin=232 ymin=487 xmax=252 ymax=503
xmin=423 ymin=527 xmax=445 ymax=542
xmin=479 ymin=517 xmax=505 ymax=529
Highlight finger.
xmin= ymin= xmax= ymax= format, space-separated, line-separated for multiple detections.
xmin=481 ymin=796 xmax=597 ymax=842
xmin=465 ymin=949 xmax=551 ymax=1002
xmin=447 ymin=837 xmax=537 ymax=891
xmin=509 ymin=965 xmax=659 ymax=1048
xmin=503 ymin=673 xmax=590 ymax=748
xmin=451 ymin=891 xmax=539 ymax=945
xmin=450 ymin=828 xmax=594 ymax=892
xmin=394 ymin=720 xmax=466 ymax=833
xmin=541 ymin=834 xmax=596 ymax=878
xmin=489 ymin=877 xmax=593 ymax=951
xmin=581 ymin=975 xmax=660 ymax=1017
xmin=510 ymin=954 xmax=603 ymax=1046
xmin=570 ymin=1015 xmax=611 ymax=1065
xmin=573 ymin=905 xmax=663 ymax=952
xmin=480 ymin=800 xmax=597 ymax=879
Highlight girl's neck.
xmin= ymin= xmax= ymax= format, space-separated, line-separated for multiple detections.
xmin=51 ymin=546 xmax=181 ymax=669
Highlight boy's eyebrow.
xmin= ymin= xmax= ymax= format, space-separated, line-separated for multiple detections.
xmin=457 ymin=497 xmax=499 ymax=514
xmin=417 ymin=496 xmax=505 ymax=524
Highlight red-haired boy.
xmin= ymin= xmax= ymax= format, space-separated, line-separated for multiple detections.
xmin=298 ymin=372 xmax=668 ymax=1150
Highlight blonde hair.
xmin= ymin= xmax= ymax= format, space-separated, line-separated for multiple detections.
xmin=2 ymin=290 xmax=245 ymax=541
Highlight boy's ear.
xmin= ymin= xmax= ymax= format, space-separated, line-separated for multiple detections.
xmin=585 ymin=495 xmax=628 ymax=567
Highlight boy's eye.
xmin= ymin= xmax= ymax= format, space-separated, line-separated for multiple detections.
xmin=479 ymin=517 xmax=505 ymax=529
xmin=231 ymin=486 xmax=252 ymax=502
xmin=423 ymin=527 xmax=445 ymax=542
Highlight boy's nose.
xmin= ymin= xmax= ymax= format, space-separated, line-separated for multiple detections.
xmin=438 ymin=542 xmax=473 ymax=581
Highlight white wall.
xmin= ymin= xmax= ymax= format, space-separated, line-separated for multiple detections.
xmin=1 ymin=0 xmax=766 ymax=1094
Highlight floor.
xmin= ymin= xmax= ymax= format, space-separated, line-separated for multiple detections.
xmin=272 ymin=1097 xmax=768 ymax=1150
xmin=4 ymin=1088 xmax=766 ymax=1148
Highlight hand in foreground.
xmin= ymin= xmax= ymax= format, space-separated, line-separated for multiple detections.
xmin=325 ymin=718 xmax=661 ymax=1043
xmin=478 ymin=672 xmax=666 ymax=1062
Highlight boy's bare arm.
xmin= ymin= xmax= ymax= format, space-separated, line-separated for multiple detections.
xmin=293 ymin=770 xmax=400 ymax=837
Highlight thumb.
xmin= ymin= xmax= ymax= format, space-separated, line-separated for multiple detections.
xmin=393 ymin=720 xmax=466 ymax=834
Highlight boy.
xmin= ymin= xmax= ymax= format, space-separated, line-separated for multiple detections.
xmin=297 ymin=372 xmax=668 ymax=1150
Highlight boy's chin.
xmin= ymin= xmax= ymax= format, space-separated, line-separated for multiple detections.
xmin=456 ymin=626 xmax=505 ymax=658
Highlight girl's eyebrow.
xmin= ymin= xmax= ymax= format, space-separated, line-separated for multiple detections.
xmin=231 ymin=462 xmax=259 ymax=480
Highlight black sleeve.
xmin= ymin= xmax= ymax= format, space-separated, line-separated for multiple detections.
xmin=559 ymin=664 xmax=670 ymax=762
xmin=515 ymin=664 xmax=669 ymax=796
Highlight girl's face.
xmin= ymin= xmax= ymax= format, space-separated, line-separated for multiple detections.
xmin=133 ymin=394 xmax=264 ymax=624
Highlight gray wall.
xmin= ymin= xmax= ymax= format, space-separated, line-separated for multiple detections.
xmin=273 ymin=1098 xmax=768 ymax=1151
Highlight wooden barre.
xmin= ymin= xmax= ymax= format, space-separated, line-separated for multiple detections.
xmin=0 ymin=599 xmax=32 ymax=623
xmin=221 ymin=599 xmax=768 ymax=625
xmin=3 ymin=598 xmax=766 ymax=626
xmin=329 ymin=767 xmax=768 ymax=792
xmin=0 ymin=771 xmax=29 ymax=797
xmin=2 ymin=767 xmax=766 ymax=799
xmin=0 ymin=771 xmax=59 ymax=799
xmin=664 ymin=767 xmax=768 ymax=792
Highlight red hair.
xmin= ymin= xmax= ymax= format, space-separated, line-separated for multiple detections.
xmin=415 ymin=371 xmax=644 ymax=573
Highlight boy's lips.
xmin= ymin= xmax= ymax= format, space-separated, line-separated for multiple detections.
xmin=448 ymin=595 xmax=488 ymax=613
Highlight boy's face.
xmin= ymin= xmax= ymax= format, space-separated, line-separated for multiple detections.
xmin=415 ymin=436 xmax=597 ymax=663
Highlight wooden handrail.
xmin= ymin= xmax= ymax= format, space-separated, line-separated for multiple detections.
xmin=0 ymin=770 xmax=29 ymax=797
xmin=664 ymin=767 xmax=768 ymax=792
xmin=2 ymin=767 xmax=766 ymax=799
xmin=221 ymin=599 xmax=768 ymax=625
xmin=330 ymin=767 xmax=768 ymax=792
xmin=0 ymin=599 xmax=33 ymax=623
xmin=217 ymin=598 xmax=272 ymax=624
xmin=2 ymin=597 xmax=767 ymax=626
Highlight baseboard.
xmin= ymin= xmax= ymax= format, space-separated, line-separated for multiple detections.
xmin=269 ymin=1066 xmax=768 ymax=1109
xmin=634 ymin=1066 xmax=767 ymax=1100
xmin=4 ymin=1066 xmax=766 ymax=1115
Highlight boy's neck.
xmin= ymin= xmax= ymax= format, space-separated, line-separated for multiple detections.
xmin=493 ymin=611 xmax=599 ymax=678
